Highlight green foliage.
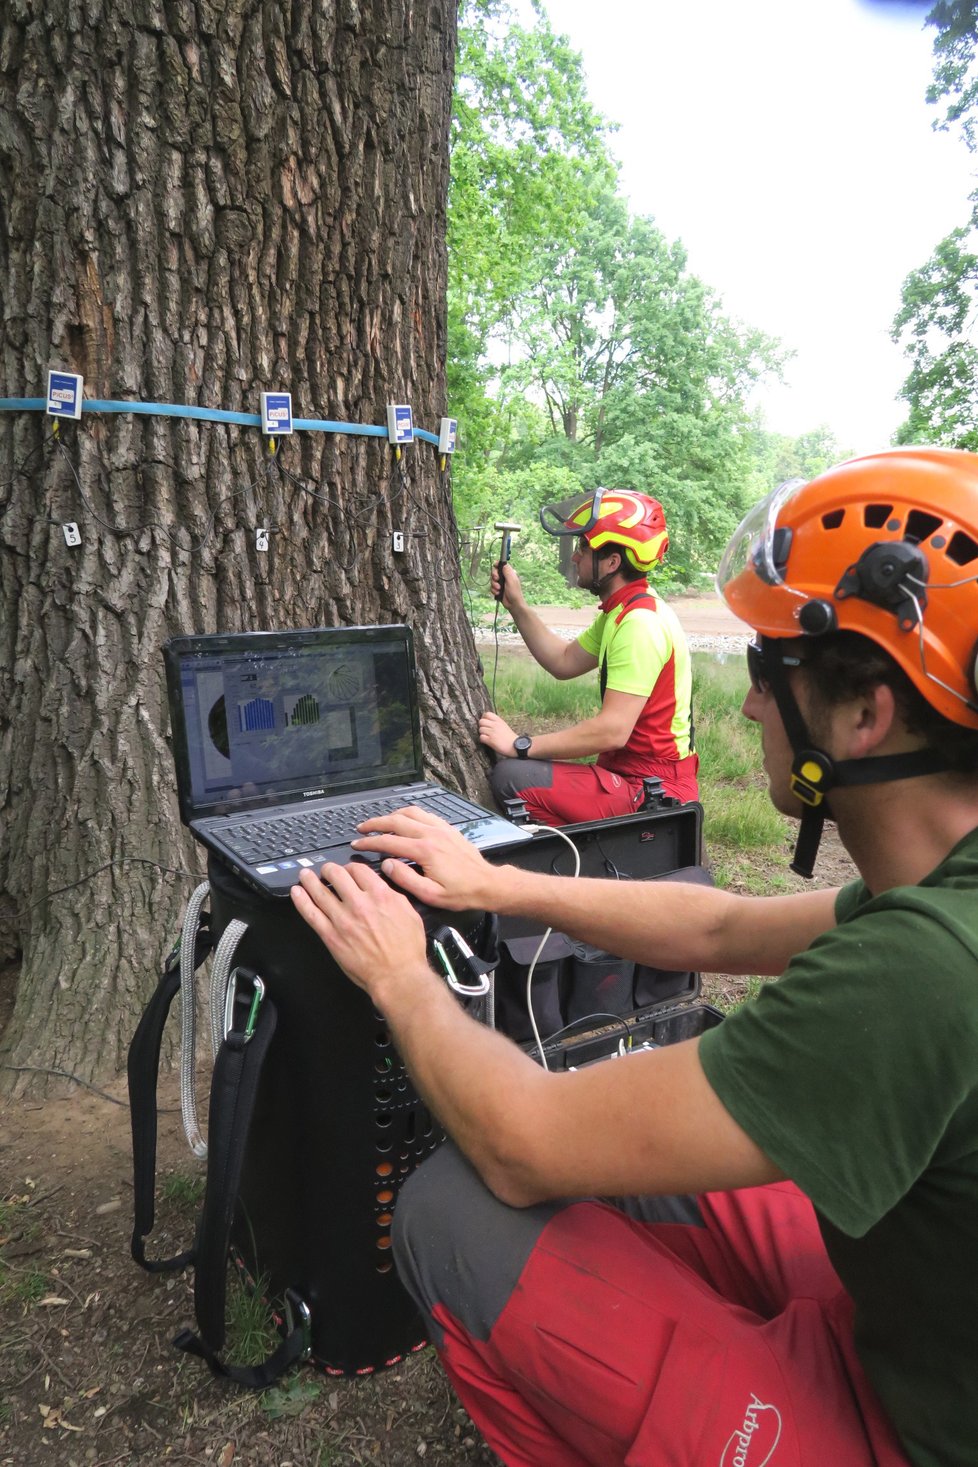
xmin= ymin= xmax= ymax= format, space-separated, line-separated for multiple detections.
xmin=0 ymin=1197 xmax=46 ymax=1306
xmin=448 ymin=1 xmax=795 ymax=588
xmin=450 ymin=0 xmax=617 ymax=463
xmin=496 ymin=189 xmax=787 ymax=576
xmin=746 ymin=423 xmax=853 ymax=488
xmin=705 ymin=784 xmax=785 ymax=848
xmin=927 ymin=1 xmax=978 ymax=150
xmin=690 ymin=655 xmax=786 ymax=848
xmin=492 ymin=655 xmax=600 ymax=725
xmin=892 ymin=218 xmax=978 ymax=449
xmin=0 ymin=1262 xmax=48 ymax=1306
xmin=456 ymin=461 xmax=595 ymax=603
xmin=712 ymin=975 xmax=766 ymax=1015
xmin=891 ymin=4 xmax=978 ymax=446
xmin=224 ymin=1268 xmax=281 ymax=1366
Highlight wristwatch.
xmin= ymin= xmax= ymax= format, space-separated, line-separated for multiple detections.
xmin=514 ymin=734 xmax=533 ymax=760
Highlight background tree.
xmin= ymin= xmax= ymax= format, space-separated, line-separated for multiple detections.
xmin=0 ymin=0 xmax=478 ymax=1093
xmin=893 ymin=226 xmax=978 ymax=448
xmin=445 ymin=3 xmax=787 ymax=588
xmin=448 ymin=0 xmax=616 ymax=467
xmin=747 ymin=424 xmax=852 ymax=487
xmin=493 ymin=191 xmax=785 ymax=578
xmin=893 ymin=1 xmax=978 ymax=447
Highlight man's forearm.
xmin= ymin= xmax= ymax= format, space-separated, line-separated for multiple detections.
xmin=480 ymin=865 xmax=837 ymax=977
xmin=519 ymin=718 xmax=623 ymax=761
xmin=374 ymin=962 xmax=552 ymax=1204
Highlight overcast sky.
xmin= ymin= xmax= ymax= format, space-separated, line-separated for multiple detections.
xmin=540 ymin=0 xmax=976 ymax=454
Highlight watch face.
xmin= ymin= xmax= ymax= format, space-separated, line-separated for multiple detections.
xmin=514 ymin=735 xmax=532 ymax=757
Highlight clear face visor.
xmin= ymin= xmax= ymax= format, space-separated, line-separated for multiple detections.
xmin=539 ymin=486 xmax=607 ymax=539
xmin=715 ymin=478 xmax=808 ymax=600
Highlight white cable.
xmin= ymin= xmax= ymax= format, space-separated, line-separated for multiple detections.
xmin=520 ymin=825 xmax=581 ymax=1070
xmin=179 ymin=882 xmax=212 ymax=1158
xmin=209 ymin=919 xmax=249 ymax=1060
xmin=176 ymin=883 xmax=248 ymax=1160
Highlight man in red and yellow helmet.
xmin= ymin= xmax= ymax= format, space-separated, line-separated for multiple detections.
xmin=479 ymin=487 xmax=699 ymax=824
xmin=294 ymin=448 xmax=978 ymax=1466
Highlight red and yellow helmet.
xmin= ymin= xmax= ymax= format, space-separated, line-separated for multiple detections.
xmin=541 ymin=488 xmax=669 ymax=572
xmin=716 ymin=447 xmax=978 ymax=728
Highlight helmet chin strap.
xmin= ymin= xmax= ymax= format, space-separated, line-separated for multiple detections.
xmin=586 ymin=547 xmax=619 ymax=597
xmin=761 ymin=637 xmax=952 ymax=879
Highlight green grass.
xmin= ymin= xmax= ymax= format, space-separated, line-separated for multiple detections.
xmin=224 ymin=1268 xmax=281 ymax=1366
xmin=492 ymin=657 xmax=602 ymax=726
xmin=0 ymin=1197 xmax=47 ymax=1306
xmin=0 ymin=1263 xmax=48 ymax=1306
xmin=161 ymin=1172 xmax=206 ymax=1208
xmin=713 ymin=976 xmax=766 ymax=1014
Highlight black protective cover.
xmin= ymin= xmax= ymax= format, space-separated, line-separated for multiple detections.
xmin=206 ymin=858 xmax=489 ymax=1376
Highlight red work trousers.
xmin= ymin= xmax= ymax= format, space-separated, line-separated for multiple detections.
xmin=393 ymin=1146 xmax=908 ymax=1466
xmin=491 ymin=752 xmax=700 ymax=828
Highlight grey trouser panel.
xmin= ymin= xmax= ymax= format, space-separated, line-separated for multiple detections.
xmin=490 ymin=757 xmax=555 ymax=807
xmin=392 ymin=1142 xmax=703 ymax=1346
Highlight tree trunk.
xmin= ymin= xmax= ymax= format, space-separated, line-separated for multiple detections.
xmin=0 ymin=0 xmax=490 ymax=1094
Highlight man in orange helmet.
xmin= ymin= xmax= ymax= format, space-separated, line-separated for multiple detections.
xmin=479 ymin=487 xmax=698 ymax=825
xmin=294 ymin=448 xmax=978 ymax=1465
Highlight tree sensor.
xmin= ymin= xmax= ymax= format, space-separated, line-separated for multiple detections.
xmin=260 ymin=392 xmax=293 ymax=436
xmin=46 ymin=370 xmax=83 ymax=420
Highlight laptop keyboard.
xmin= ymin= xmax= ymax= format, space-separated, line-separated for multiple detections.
xmin=221 ymin=789 xmax=484 ymax=864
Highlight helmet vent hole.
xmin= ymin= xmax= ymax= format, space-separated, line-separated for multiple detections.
xmin=821 ymin=509 xmax=845 ymax=530
xmin=864 ymin=504 xmax=893 ymax=529
xmin=946 ymin=530 xmax=978 ymax=567
xmin=904 ymin=510 xmax=943 ymax=544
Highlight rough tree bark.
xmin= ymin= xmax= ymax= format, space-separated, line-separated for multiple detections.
xmin=0 ymin=0 xmax=492 ymax=1094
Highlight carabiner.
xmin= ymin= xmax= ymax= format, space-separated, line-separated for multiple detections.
xmin=224 ymin=968 xmax=265 ymax=1043
xmin=432 ymin=929 xmax=491 ymax=998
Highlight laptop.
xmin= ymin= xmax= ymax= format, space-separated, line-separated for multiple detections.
xmin=163 ymin=624 xmax=531 ymax=897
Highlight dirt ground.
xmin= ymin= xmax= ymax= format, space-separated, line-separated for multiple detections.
xmin=0 ymin=1064 xmax=500 ymax=1467
xmin=0 ymin=615 xmax=856 ymax=1467
xmin=531 ymin=592 xmax=745 ymax=641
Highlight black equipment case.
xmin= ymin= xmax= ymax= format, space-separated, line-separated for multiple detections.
xmin=484 ymin=801 xmax=721 ymax=1070
xmin=130 ymin=799 xmax=719 ymax=1382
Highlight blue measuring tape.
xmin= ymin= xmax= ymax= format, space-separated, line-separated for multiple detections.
xmin=0 ymin=397 xmax=440 ymax=446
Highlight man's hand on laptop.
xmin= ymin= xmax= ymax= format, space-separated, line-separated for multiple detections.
xmin=291 ymin=860 xmax=429 ymax=998
xmin=352 ymin=806 xmax=495 ymax=911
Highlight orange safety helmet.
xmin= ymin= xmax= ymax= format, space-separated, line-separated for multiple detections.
xmin=717 ymin=447 xmax=978 ymax=729
xmin=540 ymin=488 xmax=669 ymax=572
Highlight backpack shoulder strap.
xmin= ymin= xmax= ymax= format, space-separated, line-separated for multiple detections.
xmin=128 ymin=918 xmax=213 ymax=1272
xmin=173 ymin=973 xmax=311 ymax=1387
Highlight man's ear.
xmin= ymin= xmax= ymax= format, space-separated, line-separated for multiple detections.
xmin=851 ymin=681 xmax=900 ymax=756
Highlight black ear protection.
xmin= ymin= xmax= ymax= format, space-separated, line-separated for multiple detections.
xmin=796 ymin=537 xmax=978 ymax=704
xmin=834 ymin=541 xmax=929 ymax=633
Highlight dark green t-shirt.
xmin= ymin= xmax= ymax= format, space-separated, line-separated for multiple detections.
xmin=699 ymin=828 xmax=978 ymax=1467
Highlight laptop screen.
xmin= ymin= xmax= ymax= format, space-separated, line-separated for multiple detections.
xmin=164 ymin=626 xmax=423 ymax=822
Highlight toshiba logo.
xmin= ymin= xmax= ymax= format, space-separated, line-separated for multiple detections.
xmin=302 ymin=788 xmax=326 ymax=798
